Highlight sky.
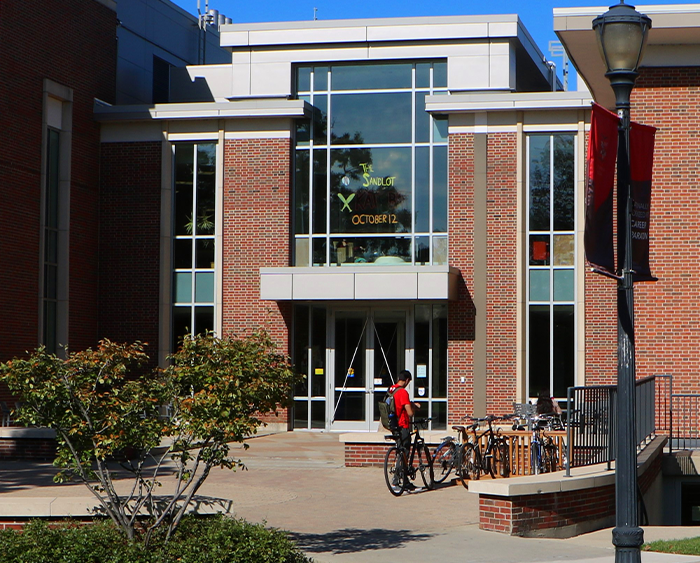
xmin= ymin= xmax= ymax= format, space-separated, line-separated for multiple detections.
xmin=171 ymin=0 xmax=699 ymax=86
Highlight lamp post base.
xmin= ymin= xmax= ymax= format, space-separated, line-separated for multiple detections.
xmin=613 ymin=525 xmax=644 ymax=563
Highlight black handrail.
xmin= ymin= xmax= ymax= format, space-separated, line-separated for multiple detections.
xmin=565 ymin=374 xmax=668 ymax=477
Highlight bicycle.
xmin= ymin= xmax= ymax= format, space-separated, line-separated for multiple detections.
xmin=432 ymin=418 xmax=471 ymax=485
xmin=530 ymin=414 xmax=560 ymax=475
xmin=383 ymin=418 xmax=435 ymax=496
xmin=461 ymin=415 xmax=511 ymax=485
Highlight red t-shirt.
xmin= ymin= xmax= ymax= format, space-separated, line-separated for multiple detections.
xmin=391 ymin=385 xmax=411 ymax=429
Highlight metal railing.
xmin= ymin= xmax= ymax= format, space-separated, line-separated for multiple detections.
xmin=671 ymin=393 xmax=700 ymax=451
xmin=566 ymin=384 xmax=616 ymax=475
xmin=564 ymin=375 xmax=667 ymax=476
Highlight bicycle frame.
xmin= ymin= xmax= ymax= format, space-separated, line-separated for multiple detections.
xmin=467 ymin=416 xmax=511 ymax=480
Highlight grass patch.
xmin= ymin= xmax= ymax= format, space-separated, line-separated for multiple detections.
xmin=644 ymin=537 xmax=700 ymax=556
xmin=0 ymin=516 xmax=313 ymax=563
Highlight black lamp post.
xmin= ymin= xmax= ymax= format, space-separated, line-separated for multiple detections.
xmin=592 ymin=3 xmax=651 ymax=563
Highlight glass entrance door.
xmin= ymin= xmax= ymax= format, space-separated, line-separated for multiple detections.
xmin=331 ymin=308 xmax=407 ymax=431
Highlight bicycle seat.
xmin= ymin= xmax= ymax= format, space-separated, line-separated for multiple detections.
xmin=452 ymin=425 xmax=466 ymax=432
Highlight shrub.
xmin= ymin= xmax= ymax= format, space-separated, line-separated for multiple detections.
xmin=0 ymin=331 xmax=303 ymax=545
xmin=0 ymin=516 xmax=313 ymax=563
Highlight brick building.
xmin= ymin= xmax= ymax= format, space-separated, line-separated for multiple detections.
xmin=0 ymin=0 xmax=227 ymax=433
xmin=96 ymin=14 xmax=588 ymax=433
xmin=4 ymin=2 xmax=700 ymax=437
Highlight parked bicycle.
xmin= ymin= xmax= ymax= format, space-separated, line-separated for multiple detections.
xmin=432 ymin=418 xmax=471 ymax=485
xmin=383 ymin=417 xmax=435 ymax=496
xmin=530 ymin=414 xmax=560 ymax=475
xmin=461 ymin=415 xmax=511 ymax=484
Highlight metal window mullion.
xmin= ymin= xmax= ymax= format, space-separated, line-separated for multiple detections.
xmin=549 ymin=135 xmax=556 ymax=396
xmin=411 ymin=64 xmax=416 ymax=265
xmin=326 ymin=78 xmax=332 ymax=265
xmin=428 ymin=64 xmax=435 ymax=264
xmin=308 ymin=307 xmax=313 ymax=427
xmin=191 ymin=143 xmax=198 ymax=333
xmin=525 ymin=135 xmax=532 ymax=398
xmin=308 ymin=84 xmax=315 ymax=267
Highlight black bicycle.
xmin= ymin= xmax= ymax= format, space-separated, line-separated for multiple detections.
xmin=383 ymin=418 xmax=435 ymax=496
xmin=461 ymin=415 xmax=511 ymax=485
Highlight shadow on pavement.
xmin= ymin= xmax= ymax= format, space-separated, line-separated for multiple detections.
xmin=289 ymin=528 xmax=434 ymax=554
xmin=0 ymin=459 xmax=180 ymax=494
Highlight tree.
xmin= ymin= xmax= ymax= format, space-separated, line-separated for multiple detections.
xmin=0 ymin=330 xmax=300 ymax=546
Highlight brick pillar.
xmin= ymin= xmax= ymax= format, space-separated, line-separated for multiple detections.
xmin=448 ymin=133 xmax=476 ymax=421
xmin=222 ymin=138 xmax=293 ymax=424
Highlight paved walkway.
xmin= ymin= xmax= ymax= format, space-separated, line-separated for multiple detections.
xmin=1 ymin=432 xmax=699 ymax=563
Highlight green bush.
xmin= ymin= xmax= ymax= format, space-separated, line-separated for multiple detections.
xmin=0 ymin=517 xmax=312 ymax=563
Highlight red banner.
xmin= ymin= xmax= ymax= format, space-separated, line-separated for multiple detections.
xmin=630 ymin=121 xmax=657 ymax=282
xmin=585 ymin=103 xmax=619 ymax=278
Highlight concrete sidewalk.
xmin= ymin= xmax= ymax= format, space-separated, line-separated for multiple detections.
xmin=1 ymin=431 xmax=699 ymax=563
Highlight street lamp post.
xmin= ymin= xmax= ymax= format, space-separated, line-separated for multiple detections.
xmin=592 ymin=3 xmax=651 ymax=563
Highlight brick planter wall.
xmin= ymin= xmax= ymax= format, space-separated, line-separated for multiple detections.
xmin=480 ymin=485 xmax=615 ymax=536
xmin=345 ymin=442 xmax=392 ymax=467
xmin=477 ymin=438 xmax=665 ymax=537
xmin=0 ymin=438 xmax=56 ymax=461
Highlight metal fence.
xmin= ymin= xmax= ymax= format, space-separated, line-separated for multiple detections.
xmin=564 ymin=375 xmax=669 ymax=477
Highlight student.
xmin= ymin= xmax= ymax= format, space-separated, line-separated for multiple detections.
xmin=388 ymin=370 xmax=421 ymax=490
xmin=536 ymin=390 xmax=562 ymax=416
xmin=389 ymin=370 xmax=421 ymax=450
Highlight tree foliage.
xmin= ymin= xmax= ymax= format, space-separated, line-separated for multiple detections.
xmin=0 ymin=331 xmax=300 ymax=546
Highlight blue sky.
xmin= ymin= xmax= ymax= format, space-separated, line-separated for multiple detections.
xmin=171 ymin=0 xmax=698 ymax=85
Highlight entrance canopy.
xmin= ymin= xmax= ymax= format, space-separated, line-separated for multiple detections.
xmin=554 ymin=4 xmax=700 ymax=109
xmin=260 ymin=265 xmax=460 ymax=300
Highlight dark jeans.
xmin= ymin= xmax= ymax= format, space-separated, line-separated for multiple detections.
xmin=400 ymin=427 xmax=411 ymax=450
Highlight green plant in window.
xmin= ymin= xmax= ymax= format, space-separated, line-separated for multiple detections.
xmin=185 ymin=212 xmax=214 ymax=235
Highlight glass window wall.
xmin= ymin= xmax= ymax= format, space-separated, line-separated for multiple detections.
xmin=527 ymin=134 xmax=576 ymax=402
xmin=293 ymin=61 xmax=448 ymax=266
xmin=172 ymin=142 xmax=216 ymax=351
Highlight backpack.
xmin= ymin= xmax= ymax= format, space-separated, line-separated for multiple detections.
xmin=378 ymin=387 xmax=399 ymax=431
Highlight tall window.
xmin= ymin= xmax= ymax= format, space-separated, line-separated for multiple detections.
xmin=172 ymin=142 xmax=216 ymax=350
xmin=43 ymin=128 xmax=60 ymax=353
xmin=527 ymin=134 xmax=576 ymax=400
xmin=293 ymin=61 xmax=448 ymax=266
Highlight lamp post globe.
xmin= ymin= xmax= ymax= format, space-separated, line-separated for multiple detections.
xmin=592 ymin=3 xmax=651 ymax=563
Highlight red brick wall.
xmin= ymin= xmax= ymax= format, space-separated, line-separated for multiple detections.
xmin=222 ymin=138 xmax=293 ymax=423
xmin=222 ymin=138 xmax=292 ymax=342
xmin=447 ymin=132 xmax=519 ymax=420
xmin=480 ymin=485 xmax=615 ymax=535
xmin=0 ymin=0 xmax=116 ymax=365
xmin=629 ymin=68 xmax=700 ymax=391
xmin=98 ymin=142 xmax=162 ymax=359
xmin=486 ymin=133 xmax=519 ymax=414
xmin=345 ymin=443 xmax=392 ymax=467
xmin=448 ymin=133 xmax=476 ymax=421
xmin=585 ymin=68 xmax=700 ymax=389
xmin=0 ymin=438 xmax=56 ymax=461
xmin=479 ymin=447 xmax=662 ymax=536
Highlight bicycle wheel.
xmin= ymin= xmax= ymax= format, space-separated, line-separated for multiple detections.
xmin=544 ymin=443 xmax=559 ymax=473
xmin=384 ymin=446 xmax=407 ymax=496
xmin=460 ymin=443 xmax=481 ymax=488
xmin=417 ymin=444 xmax=435 ymax=490
xmin=432 ymin=441 xmax=457 ymax=484
xmin=493 ymin=441 xmax=510 ymax=478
